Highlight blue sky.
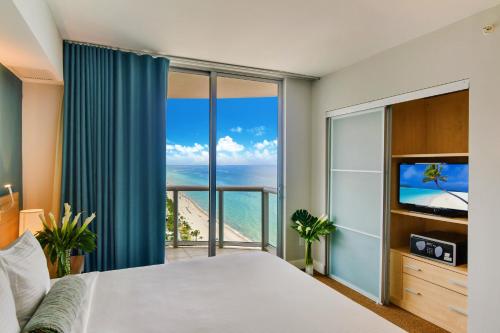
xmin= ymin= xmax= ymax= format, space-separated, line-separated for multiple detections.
xmin=166 ymin=97 xmax=278 ymax=165
xmin=400 ymin=164 xmax=469 ymax=192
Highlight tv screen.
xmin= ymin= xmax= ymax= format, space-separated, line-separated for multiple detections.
xmin=399 ymin=163 xmax=468 ymax=214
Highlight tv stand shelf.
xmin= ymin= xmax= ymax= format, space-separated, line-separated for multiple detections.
xmin=392 ymin=153 xmax=469 ymax=158
xmin=391 ymin=209 xmax=468 ymax=225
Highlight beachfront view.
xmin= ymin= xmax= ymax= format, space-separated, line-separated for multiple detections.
xmin=166 ymin=72 xmax=279 ymax=249
xmin=399 ymin=163 xmax=469 ymax=211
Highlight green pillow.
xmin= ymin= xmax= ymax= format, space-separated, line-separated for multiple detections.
xmin=22 ymin=276 xmax=87 ymax=333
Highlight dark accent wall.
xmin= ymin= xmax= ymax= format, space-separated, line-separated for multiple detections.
xmin=0 ymin=63 xmax=22 ymax=201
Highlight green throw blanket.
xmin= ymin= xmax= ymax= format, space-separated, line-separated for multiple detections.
xmin=23 ymin=276 xmax=87 ymax=333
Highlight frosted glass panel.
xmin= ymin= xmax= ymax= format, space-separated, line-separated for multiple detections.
xmin=331 ymin=110 xmax=383 ymax=171
xmin=329 ymin=228 xmax=380 ymax=299
xmin=330 ymin=171 xmax=382 ymax=236
xmin=328 ymin=108 xmax=384 ymax=301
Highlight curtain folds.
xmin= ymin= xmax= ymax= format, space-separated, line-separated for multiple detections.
xmin=61 ymin=42 xmax=169 ymax=271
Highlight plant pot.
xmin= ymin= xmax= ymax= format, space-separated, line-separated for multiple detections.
xmin=47 ymin=254 xmax=85 ymax=278
xmin=305 ymin=241 xmax=314 ymax=276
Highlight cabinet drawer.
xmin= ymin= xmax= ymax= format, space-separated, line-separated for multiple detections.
xmin=402 ymin=273 xmax=467 ymax=333
xmin=402 ymin=255 xmax=468 ymax=295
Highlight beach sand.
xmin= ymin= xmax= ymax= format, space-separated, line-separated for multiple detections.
xmin=429 ymin=191 xmax=468 ymax=211
xmin=167 ymin=192 xmax=251 ymax=242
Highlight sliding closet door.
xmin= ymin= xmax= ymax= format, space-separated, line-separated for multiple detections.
xmin=328 ymin=107 xmax=385 ymax=302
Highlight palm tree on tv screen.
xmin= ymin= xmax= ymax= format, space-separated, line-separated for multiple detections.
xmin=422 ymin=164 xmax=468 ymax=204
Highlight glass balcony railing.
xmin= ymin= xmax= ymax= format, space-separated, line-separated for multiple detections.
xmin=166 ymin=185 xmax=277 ymax=250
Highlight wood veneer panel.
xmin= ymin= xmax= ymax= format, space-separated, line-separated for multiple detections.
xmin=0 ymin=192 xmax=19 ymax=248
xmin=392 ymin=98 xmax=428 ymax=155
xmin=390 ymin=213 xmax=467 ymax=249
xmin=390 ymin=214 xmax=426 ymax=248
xmin=391 ymin=90 xmax=468 ymax=155
xmin=389 ymin=249 xmax=403 ymax=305
xmin=425 ymin=90 xmax=468 ymax=154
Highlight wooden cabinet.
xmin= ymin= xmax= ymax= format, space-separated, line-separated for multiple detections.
xmin=402 ymin=256 xmax=467 ymax=296
xmin=388 ymin=90 xmax=469 ymax=332
xmin=401 ymin=274 xmax=467 ymax=333
xmin=391 ymin=249 xmax=468 ymax=333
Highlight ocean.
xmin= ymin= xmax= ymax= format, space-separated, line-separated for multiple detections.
xmin=167 ymin=165 xmax=278 ymax=245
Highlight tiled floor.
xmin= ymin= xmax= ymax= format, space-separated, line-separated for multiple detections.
xmin=166 ymin=246 xmax=259 ymax=263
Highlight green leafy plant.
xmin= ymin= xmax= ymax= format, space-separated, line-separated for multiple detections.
xmin=190 ymin=229 xmax=201 ymax=241
xmin=36 ymin=203 xmax=97 ymax=277
xmin=291 ymin=209 xmax=335 ymax=275
xmin=165 ymin=197 xmax=202 ymax=242
xmin=423 ymin=164 xmax=468 ymax=204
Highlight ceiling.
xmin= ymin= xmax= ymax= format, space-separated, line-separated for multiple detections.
xmin=45 ymin=0 xmax=500 ymax=76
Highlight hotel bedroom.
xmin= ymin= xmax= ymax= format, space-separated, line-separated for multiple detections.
xmin=1 ymin=1 xmax=500 ymax=333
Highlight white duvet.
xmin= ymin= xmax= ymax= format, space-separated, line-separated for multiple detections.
xmin=71 ymin=252 xmax=404 ymax=333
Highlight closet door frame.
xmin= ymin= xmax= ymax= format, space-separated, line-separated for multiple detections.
xmin=325 ymin=106 xmax=389 ymax=304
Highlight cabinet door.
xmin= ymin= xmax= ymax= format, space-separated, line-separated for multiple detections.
xmin=328 ymin=108 xmax=385 ymax=301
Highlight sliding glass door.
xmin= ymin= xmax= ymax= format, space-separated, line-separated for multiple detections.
xmin=166 ymin=69 xmax=282 ymax=258
xmin=328 ymin=107 xmax=385 ymax=302
xmin=216 ymin=75 xmax=280 ymax=254
xmin=166 ymin=71 xmax=210 ymax=247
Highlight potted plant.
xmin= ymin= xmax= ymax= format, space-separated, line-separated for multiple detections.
xmin=291 ymin=209 xmax=335 ymax=276
xmin=36 ymin=203 xmax=97 ymax=278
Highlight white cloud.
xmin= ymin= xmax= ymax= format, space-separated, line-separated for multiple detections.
xmin=230 ymin=126 xmax=243 ymax=133
xmin=166 ymin=143 xmax=209 ymax=164
xmin=253 ymin=139 xmax=277 ymax=150
xmin=217 ymin=136 xmax=244 ymax=153
xmin=167 ymin=137 xmax=277 ymax=165
xmin=248 ymin=126 xmax=266 ymax=136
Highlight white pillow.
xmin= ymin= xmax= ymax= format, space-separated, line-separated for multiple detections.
xmin=0 ymin=265 xmax=20 ymax=333
xmin=0 ymin=231 xmax=50 ymax=328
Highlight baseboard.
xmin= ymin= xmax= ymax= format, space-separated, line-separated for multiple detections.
xmin=313 ymin=260 xmax=325 ymax=274
xmin=288 ymin=259 xmax=325 ymax=273
xmin=288 ymin=258 xmax=305 ymax=269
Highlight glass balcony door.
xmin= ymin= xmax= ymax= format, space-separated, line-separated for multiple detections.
xmin=166 ymin=69 xmax=282 ymax=258
xmin=215 ymin=75 xmax=281 ymax=255
xmin=166 ymin=71 xmax=210 ymax=248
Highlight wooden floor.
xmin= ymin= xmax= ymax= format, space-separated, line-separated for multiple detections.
xmin=314 ymin=274 xmax=449 ymax=333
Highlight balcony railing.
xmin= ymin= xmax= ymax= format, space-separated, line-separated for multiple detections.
xmin=167 ymin=185 xmax=277 ymax=250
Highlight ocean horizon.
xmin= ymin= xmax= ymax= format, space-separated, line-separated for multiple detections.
xmin=167 ymin=164 xmax=278 ymax=245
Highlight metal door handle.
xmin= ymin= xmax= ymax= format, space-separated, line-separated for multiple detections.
xmin=449 ymin=305 xmax=468 ymax=317
xmin=404 ymin=264 xmax=422 ymax=272
xmin=404 ymin=288 xmax=422 ymax=296
xmin=449 ymin=279 xmax=467 ymax=289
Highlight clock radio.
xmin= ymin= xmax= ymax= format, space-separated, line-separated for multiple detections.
xmin=410 ymin=231 xmax=467 ymax=266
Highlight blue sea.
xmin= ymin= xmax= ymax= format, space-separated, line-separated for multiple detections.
xmin=167 ymin=165 xmax=278 ymax=245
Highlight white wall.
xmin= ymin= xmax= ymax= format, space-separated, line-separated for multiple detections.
xmin=12 ymin=0 xmax=63 ymax=81
xmin=283 ymin=78 xmax=312 ymax=263
xmin=0 ymin=0 xmax=63 ymax=83
xmin=311 ymin=5 xmax=500 ymax=331
xmin=22 ymin=83 xmax=63 ymax=215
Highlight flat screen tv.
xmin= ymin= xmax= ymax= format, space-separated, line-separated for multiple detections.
xmin=399 ymin=163 xmax=468 ymax=217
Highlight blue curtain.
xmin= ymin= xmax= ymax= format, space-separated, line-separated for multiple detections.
xmin=61 ymin=41 xmax=169 ymax=271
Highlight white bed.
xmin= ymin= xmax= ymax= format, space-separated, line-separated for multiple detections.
xmin=73 ymin=252 xmax=405 ymax=333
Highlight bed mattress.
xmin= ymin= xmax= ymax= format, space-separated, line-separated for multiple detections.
xmin=72 ymin=252 xmax=404 ymax=333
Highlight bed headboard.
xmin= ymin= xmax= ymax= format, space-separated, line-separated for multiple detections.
xmin=0 ymin=192 xmax=19 ymax=248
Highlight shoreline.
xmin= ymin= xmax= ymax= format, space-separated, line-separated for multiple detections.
xmin=167 ymin=192 xmax=251 ymax=242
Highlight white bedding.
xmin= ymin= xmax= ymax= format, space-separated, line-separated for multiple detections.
xmin=75 ymin=252 xmax=404 ymax=333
